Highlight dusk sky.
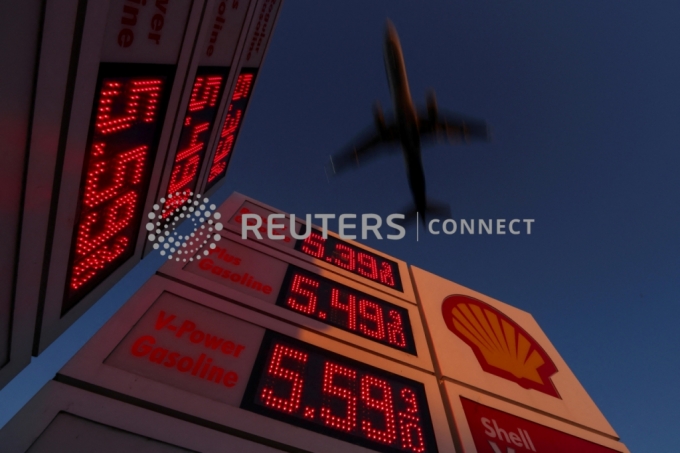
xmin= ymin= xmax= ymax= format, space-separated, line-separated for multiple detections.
xmin=2 ymin=2 xmax=678 ymax=452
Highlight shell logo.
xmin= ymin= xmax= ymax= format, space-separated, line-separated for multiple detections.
xmin=441 ymin=295 xmax=560 ymax=398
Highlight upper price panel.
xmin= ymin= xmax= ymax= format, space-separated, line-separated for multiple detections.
xmin=214 ymin=193 xmax=417 ymax=304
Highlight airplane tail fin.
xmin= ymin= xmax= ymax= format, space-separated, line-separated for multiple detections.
xmin=399 ymin=200 xmax=450 ymax=225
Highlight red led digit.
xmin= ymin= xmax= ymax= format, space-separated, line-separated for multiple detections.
xmin=96 ymin=79 xmax=162 ymax=134
xmin=287 ymin=274 xmax=319 ymax=315
xmin=232 ymin=73 xmax=254 ymax=100
xmin=330 ymin=288 xmax=357 ymax=330
xmin=398 ymin=388 xmax=426 ymax=452
xmin=260 ymin=343 xmax=308 ymax=413
xmin=83 ymin=144 xmax=146 ymax=208
xmin=387 ymin=310 xmax=407 ymax=348
xmin=320 ymin=362 xmax=357 ymax=432
xmin=174 ymin=121 xmax=210 ymax=162
xmin=360 ymin=375 xmax=397 ymax=445
xmin=164 ymin=118 xmax=210 ymax=215
xmin=357 ymin=253 xmax=379 ymax=280
xmin=207 ymin=106 xmax=241 ymax=181
xmin=188 ymin=75 xmax=223 ymax=112
xmin=70 ymin=237 xmax=128 ymax=290
xmin=333 ymin=243 xmax=356 ymax=271
xmin=359 ymin=299 xmax=385 ymax=340
xmin=74 ymin=191 xmax=137 ymax=256
xmin=379 ymin=261 xmax=396 ymax=287
xmin=300 ymin=231 xmax=326 ymax=259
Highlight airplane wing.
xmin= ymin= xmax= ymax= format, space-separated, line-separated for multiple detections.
xmin=418 ymin=111 xmax=490 ymax=144
xmin=327 ymin=123 xmax=401 ymax=175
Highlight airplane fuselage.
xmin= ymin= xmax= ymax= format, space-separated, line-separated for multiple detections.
xmin=383 ymin=23 xmax=428 ymax=217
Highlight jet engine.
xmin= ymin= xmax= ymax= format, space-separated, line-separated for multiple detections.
xmin=426 ymin=90 xmax=438 ymax=123
xmin=374 ymin=101 xmax=387 ymax=136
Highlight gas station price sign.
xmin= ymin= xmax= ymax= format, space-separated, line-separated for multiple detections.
xmin=242 ymin=331 xmax=438 ymax=453
xmin=276 ymin=266 xmax=415 ymax=354
xmin=163 ymin=66 xmax=229 ymax=216
xmin=295 ymin=230 xmax=404 ymax=292
xmin=65 ymin=63 xmax=174 ymax=311
xmin=205 ymin=68 xmax=258 ymax=191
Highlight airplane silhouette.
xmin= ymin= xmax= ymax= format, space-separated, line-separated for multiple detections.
xmin=327 ymin=20 xmax=490 ymax=224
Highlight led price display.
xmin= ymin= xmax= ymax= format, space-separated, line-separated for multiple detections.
xmin=242 ymin=332 xmax=438 ymax=453
xmin=276 ymin=267 xmax=415 ymax=354
xmin=163 ymin=66 xmax=229 ymax=216
xmin=64 ymin=63 xmax=174 ymax=312
xmin=205 ymin=68 xmax=257 ymax=191
xmin=295 ymin=230 xmax=404 ymax=292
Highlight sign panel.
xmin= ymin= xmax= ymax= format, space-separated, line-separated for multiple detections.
xmin=199 ymin=0 xmax=284 ymax=195
xmin=0 ymin=0 xmax=43 ymax=388
xmin=204 ymin=67 xmax=258 ymax=191
xmin=160 ymin=65 xmax=229 ymax=217
xmin=159 ymin=230 xmax=432 ymax=372
xmin=15 ymin=0 xmax=207 ymax=355
xmin=58 ymin=276 xmax=455 ymax=452
xmin=0 ymin=381 xmax=283 ymax=452
xmin=105 ymin=291 xmax=265 ymax=406
xmin=64 ymin=62 xmax=175 ymax=312
xmin=442 ymin=382 xmax=629 ymax=453
xmin=215 ymin=193 xmax=416 ymax=303
xmin=410 ymin=265 xmax=618 ymax=438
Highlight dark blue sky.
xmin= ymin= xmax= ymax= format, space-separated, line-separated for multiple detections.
xmin=1 ymin=2 xmax=678 ymax=451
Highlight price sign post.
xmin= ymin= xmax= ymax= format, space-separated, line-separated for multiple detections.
xmin=51 ymin=276 xmax=455 ymax=453
xmin=14 ymin=0 xmax=206 ymax=358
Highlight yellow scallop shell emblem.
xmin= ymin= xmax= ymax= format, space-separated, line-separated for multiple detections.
xmin=442 ymin=295 xmax=560 ymax=398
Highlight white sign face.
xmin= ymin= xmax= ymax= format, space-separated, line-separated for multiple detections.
xmin=410 ymin=265 xmax=618 ymax=438
xmin=106 ymin=292 xmax=265 ymax=406
xmin=442 ymin=382 xmax=630 ymax=453
xmin=184 ymin=236 xmax=288 ymax=304
xmin=199 ymin=0 xmax=253 ymax=66
xmin=241 ymin=0 xmax=282 ymax=67
xmin=27 ymin=413 xmax=193 ymax=453
xmin=101 ymin=0 xmax=195 ymax=63
xmin=229 ymin=200 xmax=300 ymax=249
